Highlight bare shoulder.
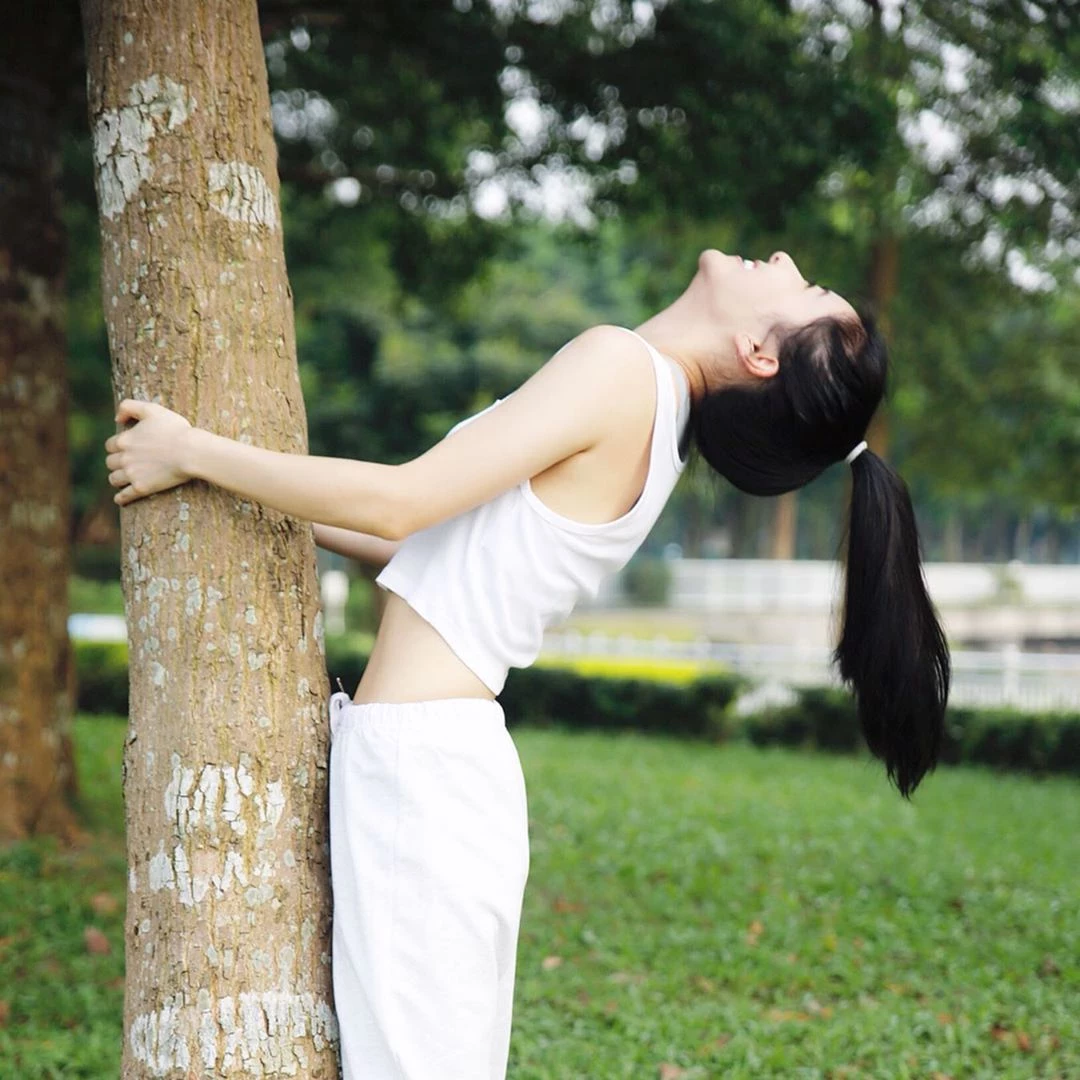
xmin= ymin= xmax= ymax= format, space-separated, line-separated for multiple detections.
xmin=571 ymin=322 xmax=659 ymax=422
xmin=552 ymin=323 xmax=651 ymax=378
xmin=524 ymin=323 xmax=656 ymax=425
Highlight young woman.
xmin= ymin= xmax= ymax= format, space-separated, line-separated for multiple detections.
xmin=104 ymin=248 xmax=950 ymax=1079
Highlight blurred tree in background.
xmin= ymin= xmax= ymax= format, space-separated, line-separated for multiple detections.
xmin=52 ymin=0 xmax=1080 ymax=568
xmin=0 ymin=3 xmax=85 ymax=841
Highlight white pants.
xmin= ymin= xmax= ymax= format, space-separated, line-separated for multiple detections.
xmin=328 ymin=691 xmax=530 ymax=1079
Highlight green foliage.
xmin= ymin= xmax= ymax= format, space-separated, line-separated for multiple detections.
xmin=325 ymin=636 xmax=745 ymax=740
xmin=69 ymin=576 xmax=124 ymax=616
xmin=61 ymin=0 xmax=1080 ymax=549
xmin=342 ymin=573 xmax=378 ymax=635
xmin=881 ymin=228 xmax=1080 ymax=513
xmin=74 ymin=643 xmax=128 ymax=716
xmin=77 ymin=640 xmax=1080 ymax=779
xmin=64 ymin=134 xmax=119 ymax=538
xmin=945 ymin=705 xmax=1080 ymax=775
xmin=295 ymin=219 xmax=651 ymax=470
xmin=742 ymin=686 xmax=864 ymax=754
xmin=72 ymin=546 xmax=121 ymax=584
xmin=501 ymin=664 xmax=745 ymax=741
xmin=267 ymin=0 xmax=889 ymax=272
xmin=620 ymin=553 xmax=672 ymax=606
xmin=746 ymin=685 xmax=1080 ymax=781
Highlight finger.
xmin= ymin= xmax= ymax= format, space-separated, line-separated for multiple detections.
xmin=115 ymin=484 xmax=137 ymax=505
xmin=116 ymin=399 xmax=150 ymax=424
xmin=106 ymin=452 xmax=123 ymax=469
xmin=108 ymin=469 xmax=128 ymax=488
xmin=105 ymin=435 xmax=117 ymax=452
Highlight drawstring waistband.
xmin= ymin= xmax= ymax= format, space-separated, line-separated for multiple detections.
xmin=329 ymin=690 xmax=505 ymax=743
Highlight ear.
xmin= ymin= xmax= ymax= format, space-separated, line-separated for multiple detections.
xmin=733 ymin=332 xmax=779 ymax=381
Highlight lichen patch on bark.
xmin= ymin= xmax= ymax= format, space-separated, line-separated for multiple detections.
xmin=92 ymin=76 xmax=195 ymax=219
xmin=207 ymin=162 xmax=279 ymax=230
xmin=130 ymin=990 xmax=338 ymax=1076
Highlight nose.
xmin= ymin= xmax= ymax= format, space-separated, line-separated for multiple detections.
xmin=768 ymin=251 xmax=805 ymax=283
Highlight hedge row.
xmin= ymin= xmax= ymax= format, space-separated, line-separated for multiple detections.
xmin=73 ymin=639 xmax=744 ymax=740
xmin=323 ymin=638 xmax=746 ymax=739
xmin=736 ymin=685 xmax=1080 ymax=779
xmin=74 ymin=641 xmax=1080 ymax=779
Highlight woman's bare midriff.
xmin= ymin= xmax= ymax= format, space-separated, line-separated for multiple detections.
xmin=352 ymin=591 xmax=496 ymax=705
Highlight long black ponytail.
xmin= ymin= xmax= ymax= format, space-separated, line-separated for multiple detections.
xmin=689 ymin=310 xmax=950 ymax=798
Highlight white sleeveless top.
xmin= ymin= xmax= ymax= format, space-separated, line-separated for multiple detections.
xmin=374 ymin=326 xmax=691 ymax=695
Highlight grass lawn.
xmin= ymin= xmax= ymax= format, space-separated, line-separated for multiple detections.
xmin=0 ymin=716 xmax=126 ymax=1078
xmin=2 ymin=717 xmax=1077 ymax=1079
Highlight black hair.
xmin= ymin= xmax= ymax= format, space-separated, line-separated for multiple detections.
xmin=688 ymin=310 xmax=950 ymax=799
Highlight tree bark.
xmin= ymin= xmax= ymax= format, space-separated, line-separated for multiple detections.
xmin=80 ymin=1 xmax=338 ymax=1073
xmin=769 ymin=490 xmax=799 ymax=560
xmin=865 ymin=228 xmax=899 ymax=458
xmin=943 ymin=510 xmax=963 ymax=562
xmin=862 ymin=0 xmax=903 ymax=462
xmin=0 ymin=15 xmax=84 ymax=842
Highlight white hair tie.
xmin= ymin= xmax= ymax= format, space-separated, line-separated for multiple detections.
xmin=844 ymin=440 xmax=868 ymax=465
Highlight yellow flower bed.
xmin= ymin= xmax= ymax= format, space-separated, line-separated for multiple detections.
xmin=534 ymin=653 xmax=727 ymax=685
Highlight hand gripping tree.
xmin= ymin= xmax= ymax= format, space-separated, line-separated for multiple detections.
xmin=80 ymin=1 xmax=338 ymax=1073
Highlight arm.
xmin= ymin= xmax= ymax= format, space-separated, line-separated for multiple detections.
xmin=313 ymin=522 xmax=403 ymax=568
xmin=106 ymin=324 xmax=643 ymax=537
xmin=182 ymin=430 xmax=406 ymax=537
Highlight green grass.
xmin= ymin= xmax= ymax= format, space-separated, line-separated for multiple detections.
xmin=2 ymin=718 xmax=1077 ymax=1078
xmin=68 ymin=577 xmax=125 ymax=616
xmin=510 ymin=730 xmax=1079 ymax=1079
xmin=0 ymin=716 xmax=127 ymax=1079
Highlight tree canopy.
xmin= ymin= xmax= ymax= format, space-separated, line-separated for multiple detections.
xmin=61 ymin=0 xmax=1080 ymax=561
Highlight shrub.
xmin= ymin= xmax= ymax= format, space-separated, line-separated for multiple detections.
xmin=70 ymin=639 xmax=1080 ymax=779
xmin=743 ymin=687 xmax=861 ymax=752
xmin=75 ymin=642 xmax=129 ymax=715
xmin=73 ymin=545 xmax=122 ymax=582
xmin=621 ymin=555 xmax=672 ymax=606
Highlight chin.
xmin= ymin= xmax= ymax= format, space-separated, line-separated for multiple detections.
xmin=698 ymin=248 xmax=725 ymax=271
xmin=699 ymin=248 xmax=740 ymax=279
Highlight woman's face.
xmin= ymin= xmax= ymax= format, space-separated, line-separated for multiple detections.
xmin=696 ymin=249 xmax=857 ymax=337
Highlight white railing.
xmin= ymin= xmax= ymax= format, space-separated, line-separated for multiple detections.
xmin=68 ymin=613 xmax=127 ymax=641
xmin=662 ymin=559 xmax=1080 ymax=612
xmin=541 ymin=630 xmax=1080 ymax=712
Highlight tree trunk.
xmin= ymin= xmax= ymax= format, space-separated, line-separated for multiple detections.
xmin=728 ymin=490 xmax=754 ymax=558
xmin=1045 ymin=519 xmax=1061 ymax=563
xmin=769 ymin=490 xmax=798 ymax=560
xmin=0 ymin=16 xmax=84 ymax=842
xmin=682 ymin=496 xmax=705 ymax=558
xmin=865 ymin=228 xmax=899 ymax=458
xmin=943 ymin=510 xmax=963 ymax=562
xmin=80 ymin=1 xmax=338 ymax=1074
xmin=862 ymin=0 xmax=904 ymax=462
xmin=1012 ymin=515 xmax=1032 ymax=563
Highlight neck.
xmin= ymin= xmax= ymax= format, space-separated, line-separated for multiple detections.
xmin=632 ymin=292 xmax=733 ymax=407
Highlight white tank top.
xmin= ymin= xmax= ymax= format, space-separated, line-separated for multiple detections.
xmin=374 ymin=326 xmax=691 ymax=695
